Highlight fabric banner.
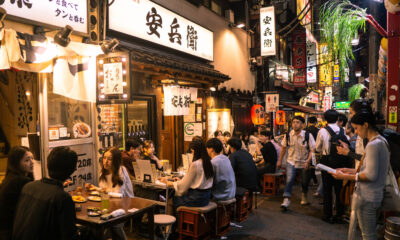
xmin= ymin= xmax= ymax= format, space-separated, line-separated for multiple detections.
xmin=292 ymin=30 xmax=306 ymax=87
xmin=163 ymin=86 xmax=191 ymax=116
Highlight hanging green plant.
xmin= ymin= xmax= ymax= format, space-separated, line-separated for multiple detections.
xmin=319 ymin=0 xmax=367 ymax=85
xmin=348 ymin=83 xmax=366 ymax=102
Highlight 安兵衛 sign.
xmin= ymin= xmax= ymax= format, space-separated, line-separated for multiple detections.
xmin=1 ymin=0 xmax=88 ymax=34
xmin=108 ymin=0 xmax=214 ymax=61
xmin=260 ymin=6 xmax=276 ymax=57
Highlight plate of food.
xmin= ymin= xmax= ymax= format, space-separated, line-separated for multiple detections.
xmin=89 ymin=191 xmax=100 ymax=196
xmin=73 ymin=122 xmax=91 ymax=138
xmin=88 ymin=196 xmax=101 ymax=202
xmin=87 ymin=211 xmax=101 ymax=217
xmin=72 ymin=195 xmax=86 ymax=203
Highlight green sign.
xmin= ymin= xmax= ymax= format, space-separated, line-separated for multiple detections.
xmin=335 ymin=101 xmax=350 ymax=109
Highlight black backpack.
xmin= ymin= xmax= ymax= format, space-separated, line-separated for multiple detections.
xmin=380 ymin=128 xmax=400 ymax=177
xmin=324 ymin=126 xmax=351 ymax=168
xmin=286 ymin=130 xmax=311 ymax=152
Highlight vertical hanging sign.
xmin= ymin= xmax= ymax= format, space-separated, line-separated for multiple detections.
xmin=318 ymin=43 xmax=333 ymax=87
xmin=260 ymin=6 xmax=276 ymax=56
xmin=306 ymin=39 xmax=317 ymax=83
xmin=292 ymin=29 xmax=306 ymax=86
xmin=333 ymin=64 xmax=340 ymax=83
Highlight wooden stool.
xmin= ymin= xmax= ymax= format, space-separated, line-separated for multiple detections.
xmin=235 ymin=190 xmax=250 ymax=222
xmin=263 ymin=173 xmax=282 ymax=196
xmin=215 ymin=198 xmax=236 ymax=237
xmin=177 ymin=202 xmax=217 ymax=240
xmin=154 ymin=214 xmax=176 ymax=240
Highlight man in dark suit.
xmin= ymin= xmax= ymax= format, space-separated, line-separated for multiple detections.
xmin=227 ymin=137 xmax=258 ymax=191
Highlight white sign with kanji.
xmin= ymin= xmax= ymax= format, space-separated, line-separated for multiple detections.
xmin=265 ymin=94 xmax=279 ymax=112
xmin=163 ymin=86 xmax=191 ymax=116
xmin=323 ymin=95 xmax=332 ymax=112
xmin=260 ymin=6 xmax=276 ymax=56
xmin=109 ymin=0 xmax=213 ymax=61
xmin=306 ymin=39 xmax=317 ymax=83
xmin=1 ymin=0 xmax=88 ymax=34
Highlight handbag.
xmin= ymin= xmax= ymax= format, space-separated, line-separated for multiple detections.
xmin=381 ymin=164 xmax=400 ymax=212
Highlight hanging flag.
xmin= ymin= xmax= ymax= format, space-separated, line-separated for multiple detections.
xmin=163 ymin=86 xmax=191 ymax=116
xmin=292 ymin=29 xmax=306 ymax=87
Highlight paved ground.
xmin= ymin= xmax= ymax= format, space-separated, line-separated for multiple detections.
xmin=126 ymin=184 xmax=352 ymax=240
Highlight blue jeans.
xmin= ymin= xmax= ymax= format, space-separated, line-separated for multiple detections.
xmin=356 ymin=201 xmax=380 ymax=240
xmin=283 ymin=163 xmax=312 ymax=198
xmin=173 ymin=189 xmax=211 ymax=209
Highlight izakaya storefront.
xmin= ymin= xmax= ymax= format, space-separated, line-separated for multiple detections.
xmin=0 ymin=1 xmax=102 ymax=189
xmin=101 ymin=0 xmax=230 ymax=169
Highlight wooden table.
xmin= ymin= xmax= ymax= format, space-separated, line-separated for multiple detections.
xmin=74 ymin=194 xmax=157 ymax=240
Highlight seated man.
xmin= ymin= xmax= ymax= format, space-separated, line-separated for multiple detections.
xmin=256 ymin=131 xmax=278 ymax=175
xmin=13 ymin=146 xmax=78 ymax=240
xmin=206 ymin=138 xmax=236 ymax=201
xmin=122 ymin=139 xmax=142 ymax=177
xmin=227 ymin=137 xmax=258 ymax=191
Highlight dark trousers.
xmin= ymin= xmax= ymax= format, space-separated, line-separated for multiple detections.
xmin=322 ymin=170 xmax=344 ymax=218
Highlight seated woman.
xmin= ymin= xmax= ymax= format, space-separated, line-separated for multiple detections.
xmin=141 ymin=140 xmax=163 ymax=171
xmin=0 ymin=146 xmax=33 ymax=240
xmin=161 ymin=140 xmax=214 ymax=210
xmin=99 ymin=147 xmax=134 ymax=240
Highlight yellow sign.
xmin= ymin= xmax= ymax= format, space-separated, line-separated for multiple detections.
xmin=333 ymin=64 xmax=340 ymax=82
xmin=297 ymin=0 xmax=311 ymax=30
xmin=389 ymin=106 xmax=398 ymax=124
xmin=319 ymin=43 xmax=332 ymax=86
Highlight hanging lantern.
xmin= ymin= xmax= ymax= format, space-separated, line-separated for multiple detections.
xmin=276 ymin=110 xmax=286 ymax=125
xmin=251 ymin=104 xmax=265 ymax=125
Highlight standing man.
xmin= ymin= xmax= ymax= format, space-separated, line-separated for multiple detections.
xmin=315 ymin=109 xmax=349 ymax=223
xmin=305 ymin=117 xmax=320 ymax=186
xmin=206 ymin=138 xmax=236 ymax=201
xmin=13 ymin=146 xmax=78 ymax=240
xmin=277 ymin=116 xmax=315 ymax=210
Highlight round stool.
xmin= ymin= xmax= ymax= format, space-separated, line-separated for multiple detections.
xmin=154 ymin=214 xmax=176 ymax=240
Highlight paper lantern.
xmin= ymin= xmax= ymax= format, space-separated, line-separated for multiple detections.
xmin=251 ymin=104 xmax=265 ymax=125
xmin=276 ymin=110 xmax=286 ymax=125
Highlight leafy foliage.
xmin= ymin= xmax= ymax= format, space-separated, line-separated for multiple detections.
xmin=348 ymin=83 xmax=365 ymax=102
xmin=319 ymin=0 xmax=367 ymax=85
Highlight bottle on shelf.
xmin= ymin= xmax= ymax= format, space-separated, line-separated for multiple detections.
xmin=134 ymin=125 xmax=138 ymax=138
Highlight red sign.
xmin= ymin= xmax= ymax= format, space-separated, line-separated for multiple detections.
xmin=251 ymin=104 xmax=265 ymax=125
xmin=306 ymin=91 xmax=319 ymax=104
xmin=292 ymin=29 xmax=306 ymax=87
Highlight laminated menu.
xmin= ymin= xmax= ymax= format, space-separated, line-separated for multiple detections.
xmin=316 ymin=164 xmax=336 ymax=174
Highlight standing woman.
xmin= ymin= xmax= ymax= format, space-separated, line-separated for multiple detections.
xmin=330 ymin=110 xmax=389 ymax=240
xmin=0 ymin=146 xmax=33 ymax=240
xmin=99 ymin=147 xmax=134 ymax=240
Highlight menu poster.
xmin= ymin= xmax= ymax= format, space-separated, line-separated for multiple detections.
xmin=184 ymin=104 xmax=196 ymax=122
xmin=103 ymin=62 xmax=123 ymax=95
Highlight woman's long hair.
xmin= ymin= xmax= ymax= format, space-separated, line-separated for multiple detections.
xmin=6 ymin=146 xmax=32 ymax=178
xmin=189 ymin=140 xmax=214 ymax=179
xmin=351 ymin=110 xmax=379 ymax=132
xmin=100 ymin=147 xmax=123 ymax=187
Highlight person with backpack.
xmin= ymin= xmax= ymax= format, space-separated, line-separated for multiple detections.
xmin=316 ymin=109 xmax=350 ymax=224
xmin=330 ymin=110 xmax=390 ymax=240
xmin=277 ymin=116 xmax=315 ymax=210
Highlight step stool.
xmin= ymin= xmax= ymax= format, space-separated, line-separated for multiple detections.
xmin=234 ymin=190 xmax=250 ymax=222
xmin=154 ymin=214 xmax=176 ymax=240
xmin=215 ymin=198 xmax=236 ymax=237
xmin=177 ymin=202 xmax=217 ymax=240
xmin=263 ymin=173 xmax=283 ymax=196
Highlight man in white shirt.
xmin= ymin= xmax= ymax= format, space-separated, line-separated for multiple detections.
xmin=277 ymin=116 xmax=315 ymax=210
xmin=315 ymin=109 xmax=348 ymax=224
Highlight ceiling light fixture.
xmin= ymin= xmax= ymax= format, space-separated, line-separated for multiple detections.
xmin=210 ymin=86 xmax=216 ymax=92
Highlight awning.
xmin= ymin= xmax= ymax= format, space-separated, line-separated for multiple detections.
xmin=282 ymin=102 xmax=323 ymax=114
xmin=127 ymin=44 xmax=230 ymax=87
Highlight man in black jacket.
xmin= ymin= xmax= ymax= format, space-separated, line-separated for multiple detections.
xmin=227 ymin=137 xmax=258 ymax=191
xmin=13 ymin=146 xmax=78 ymax=240
xmin=257 ymin=131 xmax=278 ymax=175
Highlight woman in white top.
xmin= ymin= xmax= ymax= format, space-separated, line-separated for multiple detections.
xmin=99 ymin=147 xmax=134 ymax=240
xmin=162 ymin=139 xmax=214 ymax=209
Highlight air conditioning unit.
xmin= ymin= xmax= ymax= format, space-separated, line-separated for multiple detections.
xmin=225 ymin=9 xmax=234 ymax=23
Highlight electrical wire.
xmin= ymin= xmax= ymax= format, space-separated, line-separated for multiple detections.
xmin=277 ymin=0 xmax=312 ymax=34
xmin=281 ymin=4 xmax=312 ymax=38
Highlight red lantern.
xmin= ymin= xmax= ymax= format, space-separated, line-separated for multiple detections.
xmin=276 ymin=110 xmax=286 ymax=125
xmin=251 ymin=104 xmax=265 ymax=125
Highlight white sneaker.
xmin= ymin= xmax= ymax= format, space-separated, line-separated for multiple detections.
xmin=301 ymin=193 xmax=309 ymax=205
xmin=281 ymin=198 xmax=290 ymax=210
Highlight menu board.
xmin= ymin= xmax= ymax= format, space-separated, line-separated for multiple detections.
xmin=98 ymin=104 xmax=123 ymax=149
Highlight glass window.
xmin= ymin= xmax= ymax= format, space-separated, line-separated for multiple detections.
xmin=127 ymin=100 xmax=149 ymax=142
xmin=47 ymin=78 xmax=92 ymax=141
xmin=98 ymin=104 xmax=124 ymax=149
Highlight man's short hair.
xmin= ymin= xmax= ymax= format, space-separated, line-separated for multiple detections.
xmin=227 ymin=137 xmax=242 ymax=150
xmin=206 ymin=138 xmax=223 ymax=154
xmin=214 ymin=130 xmax=222 ymax=137
xmin=338 ymin=113 xmax=348 ymax=126
xmin=293 ymin=116 xmax=305 ymax=124
xmin=223 ymin=131 xmax=231 ymax=137
xmin=308 ymin=116 xmax=317 ymax=124
xmin=125 ymin=139 xmax=141 ymax=151
xmin=47 ymin=146 xmax=78 ymax=181
xmin=324 ymin=109 xmax=339 ymax=124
